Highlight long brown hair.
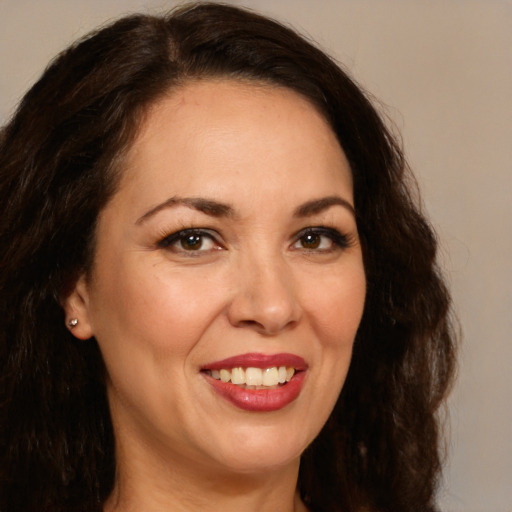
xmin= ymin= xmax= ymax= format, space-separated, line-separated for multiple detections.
xmin=0 ymin=3 xmax=456 ymax=511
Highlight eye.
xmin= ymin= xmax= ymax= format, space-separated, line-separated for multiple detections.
xmin=292 ymin=227 xmax=349 ymax=252
xmin=158 ymin=228 xmax=223 ymax=254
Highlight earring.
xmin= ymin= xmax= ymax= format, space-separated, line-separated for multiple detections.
xmin=68 ymin=318 xmax=78 ymax=329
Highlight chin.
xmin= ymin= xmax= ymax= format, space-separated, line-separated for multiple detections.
xmin=214 ymin=451 xmax=301 ymax=476
xmin=204 ymin=423 xmax=313 ymax=475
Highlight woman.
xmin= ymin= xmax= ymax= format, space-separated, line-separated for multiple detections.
xmin=0 ymin=3 xmax=456 ymax=512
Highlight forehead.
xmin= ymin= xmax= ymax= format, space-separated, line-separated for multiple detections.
xmin=116 ymin=79 xmax=352 ymax=209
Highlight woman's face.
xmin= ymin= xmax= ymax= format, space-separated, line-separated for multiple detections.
xmin=67 ymin=80 xmax=366 ymax=476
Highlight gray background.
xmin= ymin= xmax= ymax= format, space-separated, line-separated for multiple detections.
xmin=1 ymin=1 xmax=511 ymax=510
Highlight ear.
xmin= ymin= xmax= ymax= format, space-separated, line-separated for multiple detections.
xmin=62 ymin=274 xmax=95 ymax=340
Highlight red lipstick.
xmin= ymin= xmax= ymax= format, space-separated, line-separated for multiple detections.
xmin=201 ymin=353 xmax=307 ymax=412
xmin=203 ymin=352 xmax=306 ymax=371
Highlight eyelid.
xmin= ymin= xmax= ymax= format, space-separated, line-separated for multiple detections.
xmin=156 ymin=225 xmax=351 ymax=254
xmin=157 ymin=227 xmax=224 ymax=252
xmin=291 ymin=226 xmax=350 ymax=250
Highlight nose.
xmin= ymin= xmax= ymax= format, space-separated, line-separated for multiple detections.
xmin=226 ymin=253 xmax=302 ymax=336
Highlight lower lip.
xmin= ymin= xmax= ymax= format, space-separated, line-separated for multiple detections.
xmin=204 ymin=371 xmax=306 ymax=412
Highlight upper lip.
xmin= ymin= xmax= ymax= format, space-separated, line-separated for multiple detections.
xmin=202 ymin=352 xmax=307 ymax=371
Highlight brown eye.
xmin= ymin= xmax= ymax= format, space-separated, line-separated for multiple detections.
xmin=158 ymin=229 xmax=221 ymax=254
xmin=292 ymin=227 xmax=350 ymax=252
xmin=180 ymin=234 xmax=204 ymax=250
xmin=300 ymin=233 xmax=322 ymax=249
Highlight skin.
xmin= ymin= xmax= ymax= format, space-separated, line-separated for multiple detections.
xmin=65 ymin=80 xmax=366 ymax=512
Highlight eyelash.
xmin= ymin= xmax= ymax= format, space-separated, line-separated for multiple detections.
xmin=292 ymin=227 xmax=350 ymax=252
xmin=157 ymin=228 xmax=223 ymax=253
xmin=156 ymin=226 xmax=350 ymax=255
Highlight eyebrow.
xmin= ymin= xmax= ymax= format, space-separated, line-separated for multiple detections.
xmin=136 ymin=194 xmax=355 ymax=225
xmin=136 ymin=197 xmax=235 ymax=224
xmin=293 ymin=196 xmax=355 ymax=218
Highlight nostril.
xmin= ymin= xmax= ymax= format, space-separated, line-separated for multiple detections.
xmin=226 ymin=268 xmax=302 ymax=334
xmin=234 ymin=317 xmax=298 ymax=336
xmin=238 ymin=319 xmax=262 ymax=328
xmin=235 ymin=319 xmax=268 ymax=333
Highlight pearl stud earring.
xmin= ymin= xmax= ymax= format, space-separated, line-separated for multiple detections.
xmin=68 ymin=318 xmax=78 ymax=329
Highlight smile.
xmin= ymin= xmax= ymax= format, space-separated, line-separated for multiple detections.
xmin=204 ymin=366 xmax=296 ymax=388
xmin=202 ymin=353 xmax=307 ymax=412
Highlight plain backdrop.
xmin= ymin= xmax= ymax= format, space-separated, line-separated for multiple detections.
xmin=1 ymin=1 xmax=511 ymax=511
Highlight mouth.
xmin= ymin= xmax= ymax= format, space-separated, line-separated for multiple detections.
xmin=201 ymin=353 xmax=307 ymax=412
xmin=202 ymin=366 xmax=296 ymax=389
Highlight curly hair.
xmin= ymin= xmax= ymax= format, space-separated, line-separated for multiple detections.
xmin=0 ymin=3 xmax=456 ymax=511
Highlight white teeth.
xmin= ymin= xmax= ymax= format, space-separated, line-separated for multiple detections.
xmin=208 ymin=366 xmax=296 ymax=387
xmin=245 ymin=367 xmax=263 ymax=386
xmin=231 ymin=367 xmax=246 ymax=385
xmin=262 ymin=367 xmax=279 ymax=386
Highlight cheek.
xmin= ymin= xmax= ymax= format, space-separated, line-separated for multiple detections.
xmin=292 ymin=263 xmax=365 ymax=441
xmin=91 ymin=259 xmax=221 ymax=356
xmin=307 ymin=262 xmax=366 ymax=394
xmin=307 ymin=264 xmax=366 ymax=347
xmin=88 ymin=260 xmax=222 ymax=421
